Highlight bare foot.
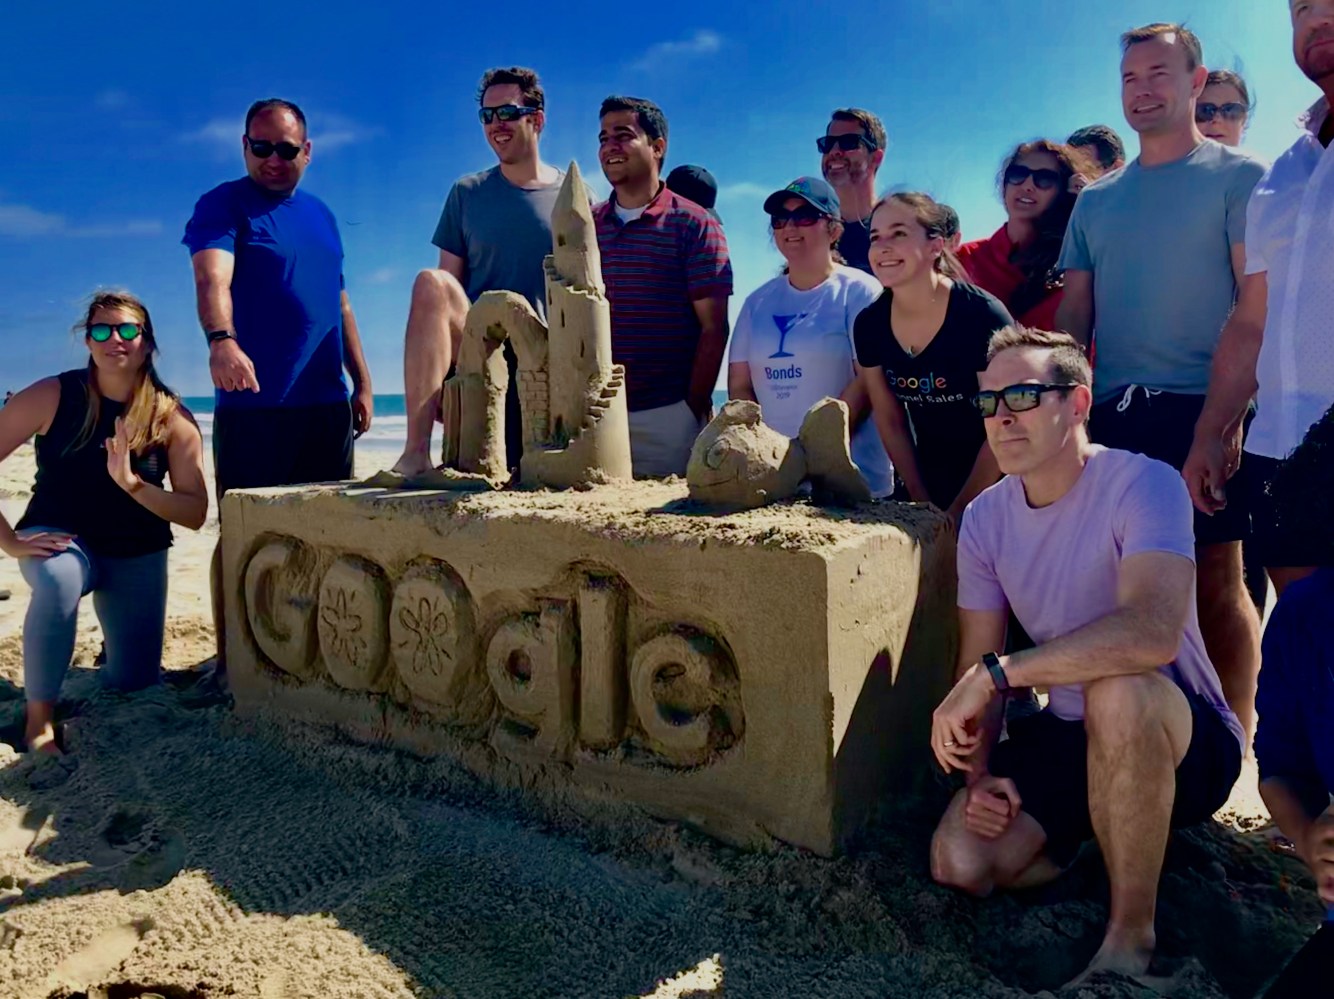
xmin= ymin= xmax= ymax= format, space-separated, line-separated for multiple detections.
xmin=25 ymin=724 xmax=62 ymax=757
xmin=1065 ymin=935 xmax=1155 ymax=989
xmin=390 ymin=450 xmax=435 ymax=478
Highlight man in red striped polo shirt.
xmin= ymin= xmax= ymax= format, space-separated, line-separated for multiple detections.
xmin=594 ymin=96 xmax=733 ymax=478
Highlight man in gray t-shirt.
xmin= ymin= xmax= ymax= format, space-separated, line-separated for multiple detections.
xmin=1055 ymin=23 xmax=1265 ymax=745
xmin=392 ymin=66 xmax=563 ymax=478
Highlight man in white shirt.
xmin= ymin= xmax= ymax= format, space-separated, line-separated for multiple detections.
xmin=1185 ymin=0 xmax=1334 ymax=598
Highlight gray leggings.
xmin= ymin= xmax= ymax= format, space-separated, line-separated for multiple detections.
xmin=19 ymin=530 xmax=168 ymax=702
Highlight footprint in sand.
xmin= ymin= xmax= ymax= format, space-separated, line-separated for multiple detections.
xmin=45 ymin=915 xmax=156 ymax=993
xmin=90 ymin=806 xmax=186 ymax=892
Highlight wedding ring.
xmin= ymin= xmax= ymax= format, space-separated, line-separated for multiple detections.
xmin=944 ymin=740 xmax=957 ymax=748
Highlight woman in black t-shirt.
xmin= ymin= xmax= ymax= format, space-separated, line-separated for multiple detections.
xmin=0 ymin=291 xmax=208 ymax=754
xmin=853 ymin=192 xmax=1014 ymax=521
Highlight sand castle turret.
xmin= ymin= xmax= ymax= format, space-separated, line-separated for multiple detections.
xmin=431 ymin=162 xmax=631 ymax=489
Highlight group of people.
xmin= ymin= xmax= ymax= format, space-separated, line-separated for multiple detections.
xmin=0 ymin=6 xmax=1332 ymax=993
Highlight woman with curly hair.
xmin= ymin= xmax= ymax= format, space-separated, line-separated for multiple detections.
xmin=957 ymin=140 xmax=1094 ymax=331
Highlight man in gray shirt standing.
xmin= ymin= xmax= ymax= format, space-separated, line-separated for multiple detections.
xmin=1056 ymin=22 xmax=1267 ymax=740
xmin=391 ymin=66 xmax=563 ymax=478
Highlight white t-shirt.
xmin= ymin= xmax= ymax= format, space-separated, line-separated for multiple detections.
xmin=614 ymin=202 xmax=648 ymax=223
xmin=728 ymin=265 xmax=893 ymax=496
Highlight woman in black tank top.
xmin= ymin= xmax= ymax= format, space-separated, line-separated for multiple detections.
xmin=0 ymin=291 xmax=208 ymax=754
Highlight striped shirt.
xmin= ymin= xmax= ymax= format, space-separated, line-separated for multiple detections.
xmin=594 ymin=184 xmax=732 ymax=411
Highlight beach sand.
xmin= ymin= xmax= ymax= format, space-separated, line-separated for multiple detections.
xmin=0 ymin=443 xmax=1320 ymax=998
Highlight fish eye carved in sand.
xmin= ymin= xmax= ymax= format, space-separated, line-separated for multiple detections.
xmin=242 ymin=540 xmax=744 ymax=768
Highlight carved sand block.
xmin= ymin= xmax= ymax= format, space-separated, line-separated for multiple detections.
xmin=221 ymin=483 xmax=957 ymax=856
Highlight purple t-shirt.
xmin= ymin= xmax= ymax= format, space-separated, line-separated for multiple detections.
xmin=957 ymin=446 xmax=1243 ymax=748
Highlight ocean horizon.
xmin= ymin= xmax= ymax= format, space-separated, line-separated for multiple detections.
xmin=182 ymin=391 xmax=732 ymax=452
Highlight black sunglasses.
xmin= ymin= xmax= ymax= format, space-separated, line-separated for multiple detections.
xmin=479 ymin=104 xmax=540 ymax=125
xmin=817 ymin=133 xmax=876 ymax=154
xmin=245 ymin=136 xmax=303 ymax=161
xmin=1003 ymin=164 xmax=1063 ymax=190
xmin=770 ymin=208 xmax=828 ymax=229
xmin=87 ymin=322 xmax=142 ymax=343
xmin=1196 ymin=102 xmax=1247 ymax=123
xmin=972 ymin=383 xmax=1075 ymax=418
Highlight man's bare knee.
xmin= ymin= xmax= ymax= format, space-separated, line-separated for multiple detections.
xmin=1085 ymin=672 xmax=1190 ymax=761
xmin=930 ymin=797 xmax=997 ymax=896
xmin=411 ymin=268 xmax=468 ymax=315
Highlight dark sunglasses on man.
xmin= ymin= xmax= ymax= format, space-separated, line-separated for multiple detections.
xmin=1003 ymin=164 xmax=1063 ymax=191
xmin=245 ymin=136 xmax=303 ymax=161
xmin=770 ymin=207 xmax=829 ymax=230
xmin=816 ymin=133 xmax=877 ymax=155
xmin=478 ymin=104 xmax=541 ymax=126
xmin=1195 ymin=102 xmax=1247 ymax=123
xmin=87 ymin=323 xmax=143 ymax=343
xmin=972 ymin=383 xmax=1075 ymax=418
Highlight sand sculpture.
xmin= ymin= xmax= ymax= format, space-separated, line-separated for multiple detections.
xmin=687 ymin=398 xmax=873 ymax=509
xmin=222 ymin=164 xmax=960 ymax=858
xmin=378 ymin=161 xmax=632 ymax=491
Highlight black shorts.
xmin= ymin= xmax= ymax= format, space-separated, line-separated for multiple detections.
xmin=1091 ymin=389 xmax=1250 ymax=546
xmin=214 ymin=401 xmax=354 ymax=500
xmin=1245 ymin=451 xmax=1334 ymax=569
xmin=989 ymin=687 xmax=1242 ymax=868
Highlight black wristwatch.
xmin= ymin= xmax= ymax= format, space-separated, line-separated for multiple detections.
xmin=206 ymin=329 xmax=236 ymax=346
xmin=982 ymin=651 xmax=1010 ymax=693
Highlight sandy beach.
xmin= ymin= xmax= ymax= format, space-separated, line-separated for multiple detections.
xmin=0 ymin=441 xmax=1321 ymax=998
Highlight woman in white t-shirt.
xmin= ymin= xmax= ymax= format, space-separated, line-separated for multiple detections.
xmin=726 ymin=176 xmax=893 ymax=497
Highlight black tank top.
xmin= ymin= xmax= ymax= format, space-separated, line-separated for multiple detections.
xmin=17 ymin=369 xmax=173 ymax=558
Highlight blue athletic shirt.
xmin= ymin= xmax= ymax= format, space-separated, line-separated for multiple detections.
xmin=183 ymin=178 xmax=347 ymax=411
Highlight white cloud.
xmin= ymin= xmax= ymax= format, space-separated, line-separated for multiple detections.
xmin=186 ymin=111 xmax=380 ymax=156
xmin=364 ymin=266 xmax=399 ymax=286
xmin=95 ymin=89 xmax=132 ymax=110
xmin=0 ymin=202 xmax=162 ymax=240
xmin=630 ymin=30 xmax=723 ymax=72
xmin=717 ymin=182 xmax=772 ymax=201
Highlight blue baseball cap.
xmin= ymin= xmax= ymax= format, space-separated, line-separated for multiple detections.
xmin=763 ymin=176 xmax=840 ymax=217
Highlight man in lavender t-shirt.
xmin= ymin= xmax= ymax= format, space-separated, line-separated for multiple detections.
xmin=927 ymin=327 xmax=1242 ymax=987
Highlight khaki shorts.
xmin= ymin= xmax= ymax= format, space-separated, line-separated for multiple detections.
xmin=628 ymin=400 xmax=702 ymax=479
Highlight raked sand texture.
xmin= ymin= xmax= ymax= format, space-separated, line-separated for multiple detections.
xmin=221 ymin=481 xmax=958 ymax=856
xmin=0 ymin=442 xmax=1320 ymax=998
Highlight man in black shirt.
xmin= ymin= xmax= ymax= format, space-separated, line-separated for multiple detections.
xmin=818 ymin=108 xmax=886 ymax=274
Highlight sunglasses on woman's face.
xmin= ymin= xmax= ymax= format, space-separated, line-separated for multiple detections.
xmin=972 ymin=383 xmax=1075 ymax=418
xmin=87 ymin=323 xmax=142 ymax=343
xmin=816 ymin=133 xmax=876 ymax=155
xmin=1195 ymin=102 xmax=1247 ymax=123
xmin=245 ymin=136 xmax=303 ymax=161
xmin=478 ymin=104 xmax=540 ymax=125
xmin=770 ymin=208 xmax=827 ymax=230
xmin=1003 ymin=164 xmax=1063 ymax=190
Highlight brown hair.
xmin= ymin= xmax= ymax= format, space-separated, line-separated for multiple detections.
xmin=1121 ymin=22 xmax=1203 ymax=71
xmin=986 ymin=326 xmax=1092 ymax=389
xmin=829 ymin=108 xmax=887 ymax=151
xmin=997 ymin=140 xmax=1096 ymax=318
xmin=477 ymin=67 xmax=545 ymax=109
xmin=1204 ymin=68 xmax=1253 ymax=110
xmin=870 ymin=192 xmax=964 ymax=279
xmin=72 ymin=290 xmax=181 ymax=455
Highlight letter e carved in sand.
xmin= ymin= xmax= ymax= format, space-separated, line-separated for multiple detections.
xmin=317 ymin=556 xmax=392 ymax=692
xmin=630 ymin=631 xmax=744 ymax=767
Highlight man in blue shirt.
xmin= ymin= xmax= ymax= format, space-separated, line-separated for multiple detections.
xmin=183 ymin=97 xmax=373 ymax=497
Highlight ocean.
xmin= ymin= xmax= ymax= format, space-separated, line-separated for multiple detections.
xmin=181 ymin=391 xmax=732 ymax=455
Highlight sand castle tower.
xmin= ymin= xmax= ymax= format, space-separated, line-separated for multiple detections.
xmin=439 ymin=161 xmax=632 ymax=489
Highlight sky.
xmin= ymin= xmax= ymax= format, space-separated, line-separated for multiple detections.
xmin=0 ymin=0 xmax=1317 ymax=398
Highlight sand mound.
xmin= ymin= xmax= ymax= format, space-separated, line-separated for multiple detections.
xmin=0 ymin=614 xmax=1319 ymax=997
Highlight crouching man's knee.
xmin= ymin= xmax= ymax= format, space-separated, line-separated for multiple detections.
xmin=411 ymin=267 xmax=469 ymax=315
xmin=930 ymin=823 xmax=996 ymax=897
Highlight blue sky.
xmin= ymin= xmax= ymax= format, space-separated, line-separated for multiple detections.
xmin=0 ymin=0 xmax=1316 ymax=397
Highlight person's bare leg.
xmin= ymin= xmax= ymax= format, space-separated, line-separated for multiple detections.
xmin=1269 ymin=565 xmax=1318 ymax=600
xmin=24 ymin=700 xmax=59 ymax=755
xmin=392 ymin=269 xmax=469 ymax=477
xmin=931 ymin=788 xmax=1063 ymax=896
xmin=1074 ymin=672 xmax=1192 ymax=984
xmin=1196 ymin=541 xmax=1259 ymax=742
